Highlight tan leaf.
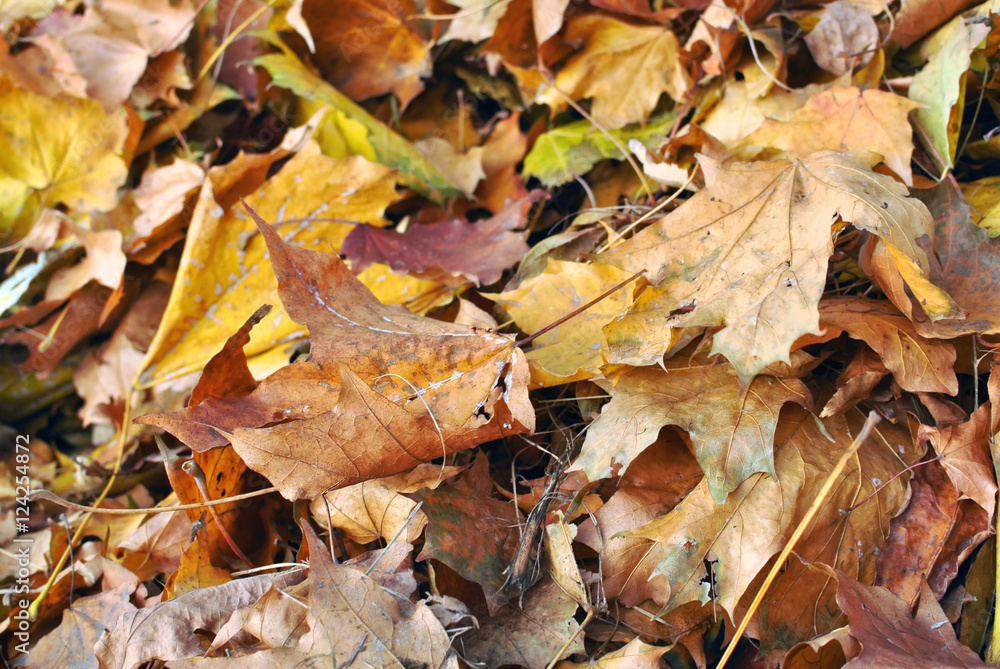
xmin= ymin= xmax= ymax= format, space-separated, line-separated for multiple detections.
xmin=804 ymin=1 xmax=878 ymax=76
xmin=744 ymin=86 xmax=921 ymax=185
xmin=572 ymin=355 xmax=811 ymax=503
xmin=540 ymin=14 xmax=691 ymax=128
xmin=601 ymin=150 xmax=956 ymax=380
xmin=631 ymin=407 xmax=919 ymax=620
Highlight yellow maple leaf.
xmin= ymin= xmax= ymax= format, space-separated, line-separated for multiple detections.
xmin=540 ymin=14 xmax=691 ymax=129
xmin=0 ymin=84 xmax=128 ymax=213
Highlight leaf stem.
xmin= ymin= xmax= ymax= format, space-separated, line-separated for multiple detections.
xmin=514 ymin=271 xmax=643 ymax=349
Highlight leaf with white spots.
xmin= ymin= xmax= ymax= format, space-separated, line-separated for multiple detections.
xmin=140 ymin=203 xmax=534 ymax=499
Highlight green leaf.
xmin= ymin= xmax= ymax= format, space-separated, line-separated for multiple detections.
xmin=256 ymin=52 xmax=461 ymax=198
xmin=523 ymin=113 xmax=676 ymax=187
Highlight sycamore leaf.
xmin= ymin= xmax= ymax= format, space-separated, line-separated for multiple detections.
xmin=522 ymin=113 xmax=677 ymax=187
xmin=539 ymin=14 xmax=691 ymax=128
xmin=0 ymin=84 xmax=127 ymax=212
xmin=571 ymin=355 xmax=811 ymax=503
xmin=631 ymin=407 xmax=918 ymax=621
xmin=743 ymin=86 xmax=921 ymax=185
xmin=601 ymin=149 xmax=957 ymax=381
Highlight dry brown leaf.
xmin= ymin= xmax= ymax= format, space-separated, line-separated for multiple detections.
xmin=602 ymin=150 xmax=956 ymax=380
xmin=413 ymin=454 xmax=520 ymax=614
xmin=301 ymin=0 xmax=431 ymax=107
xmin=94 ymin=569 xmax=305 ymax=669
xmin=141 ymin=206 xmax=533 ymax=499
xmin=836 ymin=575 xmax=988 ymax=668
xmin=460 ymin=578 xmax=584 ymax=669
xmin=817 ymin=297 xmax=958 ymax=394
xmin=631 ymin=407 xmax=918 ymax=623
xmin=875 ymin=458 xmax=958 ymax=605
xmin=918 ymin=404 xmax=997 ymax=517
xmin=576 ymin=432 xmax=701 ymax=607
xmin=572 ymin=354 xmax=811 ymax=502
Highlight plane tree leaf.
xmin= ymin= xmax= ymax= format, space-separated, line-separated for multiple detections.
xmin=600 ymin=149 xmax=958 ymax=381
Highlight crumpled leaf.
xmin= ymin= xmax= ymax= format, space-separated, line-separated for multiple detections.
xmin=601 ymin=149 xmax=958 ymax=381
xmin=571 ymin=354 xmax=811 ymax=503
xmin=865 ymin=180 xmax=998 ymax=336
xmin=631 ymin=407 xmax=918 ymax=621
xmin=342 ymin=192 xmax=541 ymax=286
xmin=815 ymin=297 xmax=958 ymax=395
xmin=539 ymin=14 xmax=691 ymax=129
xmin=439 ymin=0 xmax=512 ymax=43
xmin=139 ymin=131 xmax=404 ymax=387
xmin=140 ymin=205 xmax=533 ymax=499
xmin=94 ymin=569 xmax=305 ymax=669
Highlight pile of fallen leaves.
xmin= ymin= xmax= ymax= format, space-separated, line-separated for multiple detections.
xmin=4 ymin=0 xmax=1000 ymax=666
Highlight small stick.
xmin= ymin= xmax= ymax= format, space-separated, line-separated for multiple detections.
xmin=29 ymin=487 xmax=278 ymax=515
xmin=716 ymin=411 xmax=881 ymax=669
xmin=182 ymin=460 xmax=255 ymax=569
xmin=515 ymin=272 xmax=643 ymax=349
